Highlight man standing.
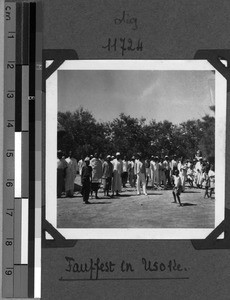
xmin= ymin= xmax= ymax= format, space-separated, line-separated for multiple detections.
xmin=170 ymin=155 xmax=178 ymax=176
xmin=57 ymin=150 xmax=68 ymax=198
xmin=135 ymin=153 xmax=147 ymax=196
xmin=145 ymin=158 xmax=151 ymax=187
xmin=65 ymin=151 xmax=78 ymax=197
xmin=81 ymin=157 xmax=92 ymax=204
xmin=102 ymin=155 xmax=113 ymax=197
xmin=128 ymin=156 xmax=136 ymax=188
xmin=163 ymin=155 xmax=171 ymax=187
xmin=112 ymin=152 xmax=123 ymax=197
xmin=150 ymin=156 xmax=155 ymax=188
xmin=78 ymin=156 xmax=84 ymax=176
xmin=154 ymin=156 xmax=160 ymax=188
xmin=121 ymin=156 xmax=129 ymax=188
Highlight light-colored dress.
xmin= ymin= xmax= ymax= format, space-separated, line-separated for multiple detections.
xmin=65 ymin=157 xmax=78 ymax=193
xmin=90 ymin=158 xmax=103 ymax=183
xmin=208 ymin=170 xmax=215 ymax=188
xmin=195 ymin=161 xmax=203 ymax=186
xmin=112 ymin=159 xmax=123 ymax=192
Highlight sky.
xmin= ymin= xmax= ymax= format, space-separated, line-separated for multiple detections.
xmin=58 ymin=70 xmax=215 ymax=124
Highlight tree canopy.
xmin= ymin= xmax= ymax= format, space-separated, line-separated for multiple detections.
xmin=58 ymin=106 xmax=215 ymax=161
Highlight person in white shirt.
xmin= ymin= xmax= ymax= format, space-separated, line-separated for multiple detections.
xmin=121 ymin=156 xmax=129 ymax=188
xmin=134 ymin=153 xmax=147 ymax=196
xmin=163 ymin=155 xmax=171 ymax=187
xmin=170 ymin=155 xmax=178 ymax=177
xmin=178 ymin=158 xmax=187 ymax=192
xmin=150 ymin=156 xmax=155 ymax=188
xmin=78 ymin=157 xmax=84 ymax=176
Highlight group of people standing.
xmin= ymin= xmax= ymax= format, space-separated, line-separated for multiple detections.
xmin=57 ymin=149 xmax=215 ymax=204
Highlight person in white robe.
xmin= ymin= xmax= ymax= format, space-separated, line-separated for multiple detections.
xmin=112 ymin=152 xmax=123 ymax=196
xmin=195 ymin=158 xmax=203 ymax=188
xmin=65 ymin=151 xmax=78 ymax=197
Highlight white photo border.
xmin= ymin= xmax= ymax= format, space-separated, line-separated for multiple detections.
xmin=46 ymin=60 xmax=226 ymax=240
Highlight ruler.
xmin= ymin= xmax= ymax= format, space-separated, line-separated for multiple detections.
xmin=3 ymin=1 xmax=16 ymax=297
xmin=3 ymin=1 xmax=41 ymax=298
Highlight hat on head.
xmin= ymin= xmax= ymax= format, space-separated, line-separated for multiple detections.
xmin=106 ymin=155 xmax=111 ymax=159
xmin=116 ymin=152 xmax=120 ymax=156
xmin=84 ymin=157 xmax=90 ymax=162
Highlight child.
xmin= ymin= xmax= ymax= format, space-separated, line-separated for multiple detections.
xmin=208 ymin=165 xmax=215 ymax=199
xmin=172 ymin=170 xmax=183 ymax=206
xmin=202 ymin=168 xmax=210 ymax=198
xmin=187 ymin=165 xmax=194 ymax=187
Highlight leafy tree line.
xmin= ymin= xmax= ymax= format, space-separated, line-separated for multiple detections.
xmin=58 ymin=106 xmax=215 ymax=162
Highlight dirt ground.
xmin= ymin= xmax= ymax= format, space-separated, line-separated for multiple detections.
xmin=57 ymin=175 xmax=215 ymax=228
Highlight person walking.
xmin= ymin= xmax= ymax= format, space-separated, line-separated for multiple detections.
xmin=172 ymin=170 xmax=183 ymax=206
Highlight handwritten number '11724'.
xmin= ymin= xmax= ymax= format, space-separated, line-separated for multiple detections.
xmin=102 ymin=38 xmax=143 ymax=56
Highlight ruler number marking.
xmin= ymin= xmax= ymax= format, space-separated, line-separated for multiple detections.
xmin=6 ymin=151 xmax=13 ymax=158
xmin=6 ymin=180 xmax=13 ymax=187
xmin=7 ymin=63 xmax=15 ymax=69
xmin=5 ymin=5 xmax=11 ymax=21
xmin=8 ymin=32 xmax=15 ymax=39
xmin=6 ymin=209 xmax=13 ymax=217
xmin=5 ymin=269 xmax=13 ymax=276
xmin=5 ymin=240 xmax=13 ymax=246
xmin=7 ymin=92 xmax=15 ymax=99
xmin=6 ymin=122 xmax=14 ymax=128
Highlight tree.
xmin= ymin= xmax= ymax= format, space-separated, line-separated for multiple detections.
xmin=58 ymin=107 xmax=106 ymax=159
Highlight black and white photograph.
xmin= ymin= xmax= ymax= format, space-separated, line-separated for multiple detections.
xmin=46 ymin=60 xmax=226 ymax=239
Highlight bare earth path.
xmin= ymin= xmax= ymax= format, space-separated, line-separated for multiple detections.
xmin=57 ymin=177 xmax=215 ymax=228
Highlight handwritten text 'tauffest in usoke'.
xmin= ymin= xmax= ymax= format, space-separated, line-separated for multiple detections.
xmin=60 ymin=256 xmax=189 ymax=280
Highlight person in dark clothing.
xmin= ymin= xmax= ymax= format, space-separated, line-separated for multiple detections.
xmin=81 ymin=157 xmax=92 ymax=204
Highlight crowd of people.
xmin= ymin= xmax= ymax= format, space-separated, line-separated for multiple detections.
xmin=57 ymin=149 xmax=215 ymax=205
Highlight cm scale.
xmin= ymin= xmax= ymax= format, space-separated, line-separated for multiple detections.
xmin=3 ymin=1 xmax=41 ymax=298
